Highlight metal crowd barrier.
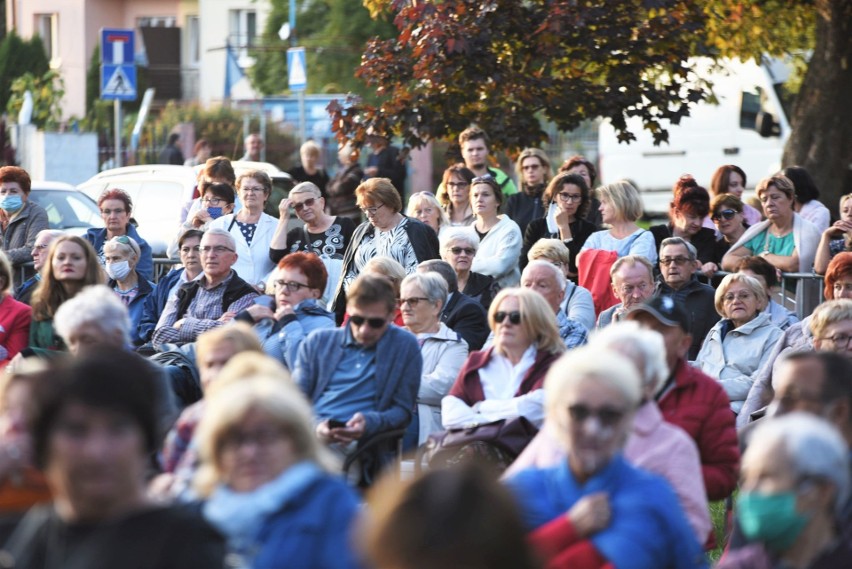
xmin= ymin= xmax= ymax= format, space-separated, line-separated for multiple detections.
xmin=713 ymin=270 xmax=825 ymax=320
xmin=16 ymin=257 xmax=179 ymax=285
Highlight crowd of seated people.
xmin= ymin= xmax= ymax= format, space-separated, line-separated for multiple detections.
xmin=0 ymin=146 xmax=847 ymax=569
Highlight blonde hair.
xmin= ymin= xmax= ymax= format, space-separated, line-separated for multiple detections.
xmin=809 ymin=299 xmax=852 ymax=340
xmin=488 ymin=288 xmax=565 ymax=356
xmin=597 ymin=180 xmax=643 ymax=222
xmin=363 ymin=256 xmax=407 ymax=296
xmin=196 ymin=323 xmax=263 ymax=372
xmin=212 ymin=352 xmax=292 ymax=395
xmin=589 ymin=321 xmax=668 ymax=395
xmin=407 ymin=192 xmax=449 ymax=229
xmin=756 ymin=174 xmax=795 ymax=201
xmin=714 ymin=273 xmax=769 ymax=316
xmin=527 ymin=238 xmax=570 ymax=266
xmin=0 ymin=251 xmax=12 ymax=295
xmin=194 ymin=376 xmax=338 ymax=497
xmin=515 ymin=148 xmax=552 ymax=184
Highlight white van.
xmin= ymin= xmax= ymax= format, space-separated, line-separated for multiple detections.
xmin=598 ymin=57 xmax=791 ymax=215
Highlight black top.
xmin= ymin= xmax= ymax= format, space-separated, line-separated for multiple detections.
xmin=505 ymin=188 xmax=546 ymax=237
xmin=269 ymin=216 xmax=356 ymax=264
xmin=520 ymin=216 xmax=597 ymax=275
xmin=462 ymin=271 xmax=501 ymax=313
xmin=287 ymin=166 xmax=330 ymax=197
xmin=649 ymin=224 xmax=722 ymax=266
xmin=1 ymin=504 xmax=225 ymax=569
xmin=326 ymin=164 xmax=364 ymax=221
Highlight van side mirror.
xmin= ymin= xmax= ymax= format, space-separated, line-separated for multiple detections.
xmin=755 ymin=111 xmax=780 ymax=138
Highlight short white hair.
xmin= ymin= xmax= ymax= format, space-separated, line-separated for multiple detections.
xmin=522 ymin=259 xmax=566 ymax=293
xmin=589 ymin=321 xmax=668 ymax=395
xmin=54 ymin=285 xmax=131 ymax=347
xmin=202 ymin=227 xmax=237 ymax=250
xmin=748 ymin=413 xmax=849 ymax=514
xmin=440 ymin=227 xmax=479 ymax=254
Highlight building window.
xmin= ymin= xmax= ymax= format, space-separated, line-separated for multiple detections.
xmin=34 ymin=13 xmax=59 ymax=66
xmin=229 ymin=9 xmax=257 ymax=60
xmin=137 ymin=16 xmax=177 ymax=28
xmin=187 ymin=15 xmax=200 ymax=66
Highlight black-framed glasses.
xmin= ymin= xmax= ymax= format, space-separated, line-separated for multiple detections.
xmin=200 ymin=245 xmax=236 ymax=254
xmin=446 ymin=181 xmax=470 ymax=189
xmin=274 ymin=280 xmax=312 ymax=292
xmin=567 ymin=404 xmax=626 ymax=427
xmin=450 ymin=247 xmax=475 ymax=256
xmin=202 ymin=197 xmax=224 ymax=206
xmin=557 ymin=192 xmax=583 ymax=202
xmin=494 ymin=311 xmax=521 ymax=325
xmin=711 ymin=209 xmax=738 ymax=222
xmin=360 ymin=203 xmax=385 ymax=215
xmin=659 ymin=256 xmax=691 ymax=266
xmin=821 ymin=333 xmax=852 ymax=346
xmin=349 ymin=314 xmax=387 ymax=329
xmin=293 ymin=197 xmax=317 ymax=212
xmin=400 ymin=297 xmax=430 ymax=307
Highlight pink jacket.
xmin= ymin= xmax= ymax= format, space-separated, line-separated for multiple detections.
xmin=506 ymin=402 xmax=712 ymax=545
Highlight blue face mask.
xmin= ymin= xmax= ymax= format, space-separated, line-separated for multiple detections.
xmin=207 ymin=207 xmax=224 ymax=220
xmin=737 ymin=490 xmax=809 ymax=551
xmin=0 ymin=196 xmax=23 ymax=212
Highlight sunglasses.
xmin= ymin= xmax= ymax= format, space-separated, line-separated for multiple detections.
xmin=450 ymin=247 xmax=475 ymax=256
xmin=711 ymin=209 xmax=737 ymax=222
xmin=567 ymin=404 xmax=626 ymax=427
xmin=293 ymin=197 xmax=317 ymax=212
xmin=349 ymin=315 xmax=387 ymax=329
xmin=494 ymin=311 xmax=521 ymax=325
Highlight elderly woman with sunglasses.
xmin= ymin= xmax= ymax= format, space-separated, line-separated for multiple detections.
xmin=333 ymin=178 xmax=439 ymax=316
xmin=470 ymin=175 xmax=523 ymax=288
xmin=442 ymin=289 xmax=565 ymax=436
xmin=440 ymin=227 xmax=500 ymax=311
xmin=407 ymin=191 xmax=449 ymax=236
xmin=399 ymin=272 xmax=469 ymax=448
xmin=505 ymin=345 xmax=705 ymax=569
xmin=270 ymin=182 xmax=355 ymax=303
xmin=696 ymin=273 xmax=783 ymax=414
xmin=103 ymin=235 xmax=154 ymax=347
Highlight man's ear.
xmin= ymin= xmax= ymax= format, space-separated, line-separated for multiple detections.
xmin=679 ymin=333 xmax=693 ymax=357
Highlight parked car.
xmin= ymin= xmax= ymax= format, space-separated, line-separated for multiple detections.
xmin=29 ymin=181 xmax=104 ymax=236
xmin=77 ymin=165 xmax=198 ymax=257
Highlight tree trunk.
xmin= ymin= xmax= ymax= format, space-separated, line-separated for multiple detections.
xmin=782 ymin=0 xmax=852 ymax=218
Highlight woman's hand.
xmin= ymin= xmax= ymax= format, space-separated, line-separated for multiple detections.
xmin=824 ymin=220 xmax=852 ymax=239
xmin=244 ymin=304 xmax=275 ymax=322
xmin=274 ymin=304 xmax=295 ymax=319
xmin=700 ymin=262 xmax=718 ymax=278
xmin=567 ymin=492 xmax=611 ymax=537
xmin=190 ymin=209 xmax=212 ymax=228
xmin=278 ymin=198 xmax=292 ymax=219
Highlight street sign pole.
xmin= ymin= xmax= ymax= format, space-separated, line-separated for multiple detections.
xmin=101 ymin=28 xmax=138 ymax=167
xmin=287 ymin=47 xmax=307 ymax=144
xmin=114 ymin=100 xmax=122 ymax=167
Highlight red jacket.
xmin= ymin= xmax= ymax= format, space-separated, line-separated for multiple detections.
xmin=658 ymin=359 xmax=740 ymax=502
xmin=0 ymin=294 xmax=31 ymax=367
xmin=449 ymin=347 xmax=562 ymax=405
xmin=529 ymin=516 xmax=613 ymax=569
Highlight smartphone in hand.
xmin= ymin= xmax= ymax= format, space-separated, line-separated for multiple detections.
xmin=327 ymin=419 xmax=348 ymax=429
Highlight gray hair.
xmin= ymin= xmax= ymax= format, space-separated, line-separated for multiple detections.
xmin=660 ymin=237 xmax=697 ymax=262
xmin=439 ymin=227 xmax=480 ymax=254
xmin=401 ymin=272 xmax=449 ymax=309
xmin=418 ymin=259 xmax=458 ymax=294
xmin=103 ymin=235 xmax=141 ymax=261
xmin=289 ymin=181 xmax=322 ymax=198
xmin=747 ymin=413 xmax=849 ymax=515
xmin=36 ymin=229 xmax=64 ymax=242
xmin=589 ymin=321 xmax=668 ymax=395
xmin=523 ymin=259 xmax=567 ymax=293
xmin=202 ymin=227 xmax=237 ymax=251
xmin=54 ymin=285 xmax=131 ymax=347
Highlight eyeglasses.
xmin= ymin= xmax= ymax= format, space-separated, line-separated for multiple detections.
xmin=202 ymin=197 xmax=224 ymax=206
xmin=722 ymin=291 xmax=755 ymax=303
xmin=293 ymin=197 xmax=316 ymax=212
xmin=360 ymin=203 xmax=385 ymax=215
xmin=659 ymin=257 xmax=691 ymax=266
xmin=180 ymin=245 xmax=201 ymax=254
xmin=200 ymin=245 xmax=236 ymax=255
xmin=400 ymin=296 xmax=430 ymax=307
xmin=821 ymin=333 xmax=852 ymax=346
xmin=450 ymin=247 xmax=475 ymax=256
xmin=446 ymin=181 xmax=470 ymax=189
xmin=711 ymin=209 xmax=738 ymax=222
xmin=567 ymin=404 xmax=626 ymax=427
xmin=101 ymin=208 xmax=126 ymax=215
xmin=274 ymin=280 xmax=312 ymax=292
xmin=617 ymin=282 xmax=651 ymax=296
xmin=521 ymin=163 xmax=541 ymax=171
xmin=349 ymin=314 xmax=387 ymax=329
xmin=494 ymin=311 xmax=521 ymax=325
xmin=241 ymin=185 xmax=266 ymax=193
xmin=221 ymin=427 xmax=286 ymax=451
xmin=557 ymin=192 xmax=583 ymax=202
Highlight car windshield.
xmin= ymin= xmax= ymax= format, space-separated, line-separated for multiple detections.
xmin=29 ymin=190 xmax=104 ymax=230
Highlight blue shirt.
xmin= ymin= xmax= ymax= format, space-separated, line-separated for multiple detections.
xmin=312 ymin=327 xmax=377 ymax=422
xmin=505 ymin=455 xmax=707 ymax=569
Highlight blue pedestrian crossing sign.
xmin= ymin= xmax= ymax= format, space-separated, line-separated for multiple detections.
xmin=101 ymin=28 xmax=137 ymax=101
xmin=287 ymin=47 xmax=307 ymax=92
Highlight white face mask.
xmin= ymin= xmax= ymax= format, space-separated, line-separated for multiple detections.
xmin=106 ymin=260 xmax=131 ymax=281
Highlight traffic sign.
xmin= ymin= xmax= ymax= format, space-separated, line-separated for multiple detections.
xmin=101 ymin=64 xmax=137 ymax=100
xmin=287 ymin=47 xmax=307 ymax=92
xmin=101 ymin=28 xmax=135 ymax=65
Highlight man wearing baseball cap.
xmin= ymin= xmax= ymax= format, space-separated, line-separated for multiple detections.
xmin=627 ymin=295 xmax=740 ymax=503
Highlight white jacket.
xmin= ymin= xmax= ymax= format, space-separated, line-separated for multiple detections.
xmin=696 ymin=311 xmax=783 ymax=414
xmin=471 ymin=215 xmax=522 ymax=288
xmin=415 ymin=323 xmax=469 ymax=444
xmin=209 ymin=212 xmax=278 ymax=288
